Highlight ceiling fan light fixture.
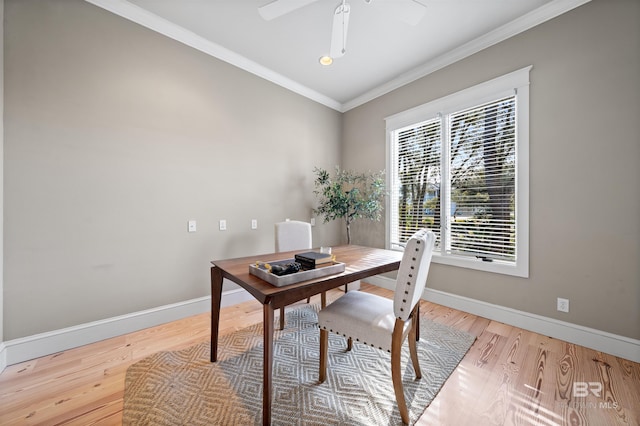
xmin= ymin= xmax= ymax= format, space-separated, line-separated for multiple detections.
xmin=319 ymin=55 xmax=333 ymax=66
xmin=330 ymin=1 xmax=350 ymax=58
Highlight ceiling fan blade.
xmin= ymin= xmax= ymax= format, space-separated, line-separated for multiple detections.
xmin=329 ymin=2 xmax=351 ymax=58
xmin=258 ymin=0 xmax=321 ymax=21
xmin=369 ymin=0 xmax=426 ymax=26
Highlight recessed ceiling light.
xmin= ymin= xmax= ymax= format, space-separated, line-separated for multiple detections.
xmin=319 ymin=56 xmax=333 ymax=66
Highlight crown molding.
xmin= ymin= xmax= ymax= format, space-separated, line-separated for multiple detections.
xmin=84 ymin=0 xmax=343 ymax=111
xmin=85 ymin=0 xmax=590 ymax=113
xmin=341 ymin=0 xmax=592 ymax=111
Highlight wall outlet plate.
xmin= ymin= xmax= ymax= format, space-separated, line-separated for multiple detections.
xmin=557 ymin=297 xmax=569 ymax=313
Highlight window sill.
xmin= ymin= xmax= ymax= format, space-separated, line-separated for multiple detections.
xmin=390 ymin=245 xmax=528 ymax=278
xmin=431 ymin=252 xmax=528 ymax=278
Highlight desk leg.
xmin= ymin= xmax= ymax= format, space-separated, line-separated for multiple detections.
xmin=263 ymin=304 xmax=274 ymax=425
xmin=210 ymin=266 xmax=223 ymax=362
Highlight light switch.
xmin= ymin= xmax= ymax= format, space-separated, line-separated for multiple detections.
xmin=251 ymin=219 xmax=258 ymax=230
xmin=219 ymin=219 xmax=227 ymax=231
xmin=188 ymin=220 xmax=197 ymax=233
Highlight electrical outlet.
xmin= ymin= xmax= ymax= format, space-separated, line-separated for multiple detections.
xmin=219 ymin=219 xmax=227 ymax=231
xmin=251 ymin=219 xmax=258 ymax=230
xmin=187 ymin=220 xmax=197 ymax=233
xmin=557 ymin=297 xmax=569 ymax=313
xmin=310 ymin=218 xmax=316 ymax=226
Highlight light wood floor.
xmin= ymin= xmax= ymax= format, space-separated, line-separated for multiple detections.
xmin=1 ymin=283 xmax=638 ymax=425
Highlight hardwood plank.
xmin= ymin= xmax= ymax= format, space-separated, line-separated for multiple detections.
xmin=467 ymin=326 xmax=532 ymax=425
xmin=0 ymin=283 xmax=638 ymax=425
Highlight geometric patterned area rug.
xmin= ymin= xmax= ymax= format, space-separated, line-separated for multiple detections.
xmin=123 ymin=304 xmax=475 ymax=425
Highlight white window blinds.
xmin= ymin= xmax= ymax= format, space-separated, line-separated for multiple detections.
xmin=446 ymin=96 xmax=516 ymax=261
xmin=390 ymin=118 xmax=441 ymax=249
xmin=386 ymin=66 xmax=530 ymax=277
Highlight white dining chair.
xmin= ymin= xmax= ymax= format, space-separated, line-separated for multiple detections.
xmin=317 ymin=229 xmax=436 ymax=424
xmin=275 ymin=220 xmax=313 ymax=330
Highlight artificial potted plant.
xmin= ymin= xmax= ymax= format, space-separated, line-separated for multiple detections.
xmin=313 ymin=166 xmax=385 ymax=244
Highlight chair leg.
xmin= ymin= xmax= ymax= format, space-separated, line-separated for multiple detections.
xmin=279 ymin=307 xmax=285 ymax=330
xmin=415 ymin=303 xmax=420 ymax=341
xmin=408 ymin=317 xmax=422 ymax=379
xmin=319 ymin=329 xmax=329 ymax=383
xmin=392 ymin=319 xmax=410 ymax=425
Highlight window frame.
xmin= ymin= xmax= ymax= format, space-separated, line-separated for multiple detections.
xmin=385 ymin=66 xmax=531 ymax=278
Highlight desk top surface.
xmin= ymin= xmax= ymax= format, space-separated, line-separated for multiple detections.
xmin=211 ymin=245 xmax=402 ymax=306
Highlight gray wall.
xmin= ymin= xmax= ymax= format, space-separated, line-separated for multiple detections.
xmin=343 ymin=0 xmax=640 ymax=340
xmin=3 ymin=0 xmax=342 ymax=339
xmin=3 ymin=0 xmax=639 ymax=344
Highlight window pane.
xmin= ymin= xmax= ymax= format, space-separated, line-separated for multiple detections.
xmin=448 ymin=97 xmax=516 ymax=261
xmin=391 ymin=119 xmax=441 ymax=248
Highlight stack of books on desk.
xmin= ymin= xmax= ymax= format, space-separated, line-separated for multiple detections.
xmin=294 ymin=251 xmax=333 ymax=269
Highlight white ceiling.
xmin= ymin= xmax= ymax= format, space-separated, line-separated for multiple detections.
xmin=87 ymin=0 xmax=589 ymax=111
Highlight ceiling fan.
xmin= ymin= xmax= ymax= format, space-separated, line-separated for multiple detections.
xmin=258 ymin=0 xmax=427 ymax=61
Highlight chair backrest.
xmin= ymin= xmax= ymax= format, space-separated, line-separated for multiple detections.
xmin=275 ymin=221 xmax=312 ymax=252
xmin=393 ymin=229 xmax=436 ymax=321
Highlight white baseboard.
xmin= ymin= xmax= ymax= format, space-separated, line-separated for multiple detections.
xmin=3 ymin=278 xmax=638 ymax=374
xmin=0 ymin=342 xmax=6 ymax=373
xmin=366 ymin=275 xmax=640 ymax=363
xmin=1 ymin=287 xmax=254 ymax=370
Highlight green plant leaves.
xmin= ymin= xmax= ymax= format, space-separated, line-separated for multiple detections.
xmin=312 ymin=166 xmax=385 ymax=243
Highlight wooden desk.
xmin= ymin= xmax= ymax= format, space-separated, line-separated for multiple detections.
xmin=210 ymin=245 xmax=403 ymax=425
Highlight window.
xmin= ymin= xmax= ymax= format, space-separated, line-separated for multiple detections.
xmin=386 ymin=67 xmax=530 ymax=277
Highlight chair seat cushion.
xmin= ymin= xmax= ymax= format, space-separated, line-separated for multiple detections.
xmin=318 ymin=291 xmax=410 ymax=352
